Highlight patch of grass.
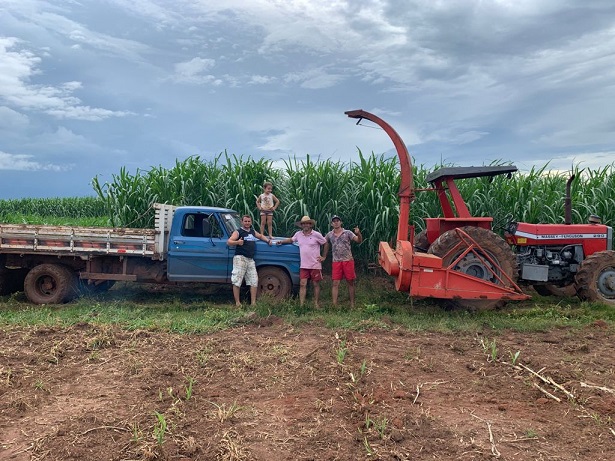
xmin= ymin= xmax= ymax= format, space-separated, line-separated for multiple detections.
xmin=524 ymin=428 xmax=538 ymax=438
xmin=336 ymin=340 xmax=348 ymax=364
xmin=184 ymin=377 xmax=195 ymax=401
xmin=153 ymin=411 xmax=167 ymax=445
xmin=33 ymin=379 xmax=48 ymax=392
xmin=0 ymin=277 xmax=613 ymax=334
xmin=480 ymin=338 xmax=498 ymax=362
xmin=210 ymin=401 xmax=242 ymax=423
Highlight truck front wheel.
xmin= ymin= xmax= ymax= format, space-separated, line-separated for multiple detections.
xmin=24 ymin=264 xmax=79 ymax=304
xmin=257 ymin=267 xmax=292 ymax=299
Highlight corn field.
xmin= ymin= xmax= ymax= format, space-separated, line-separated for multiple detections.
xmin=3 ymin=152 xmax=614 ymax=269
xmin=0 ymin=197 xmax=108 ymax=226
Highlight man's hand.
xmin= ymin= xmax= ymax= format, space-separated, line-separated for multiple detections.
xmin=236 ymin=238 xmax=244 ymax=246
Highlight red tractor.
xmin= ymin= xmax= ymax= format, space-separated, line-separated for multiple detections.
xmin=504 ymin=178 xmax=614 ymax=305
xmin=345 ymin=109 xmax=615 ymax=308
xmin=422 ymin=167 xmax=615 ymax=306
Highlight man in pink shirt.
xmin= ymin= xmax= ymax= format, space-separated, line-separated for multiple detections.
xmin=277 ymin=215 xmax=326 ymax=307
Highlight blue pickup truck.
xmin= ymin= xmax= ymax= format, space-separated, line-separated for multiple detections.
xmin=0 ymin=204 xmax=301 ymax=304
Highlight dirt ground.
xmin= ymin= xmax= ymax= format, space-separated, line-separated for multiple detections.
xmin=1 ymin=318 xmax=614 ymax=460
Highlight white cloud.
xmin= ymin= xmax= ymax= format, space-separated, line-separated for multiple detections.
xmin=36 ymin=126 xmax=88 ymax=146
xmin=284 ymin=68 xmax=345 ymax=89
xmin=0 ymin=37 xmax=133 ymax=120
xmin=248 ymin=75 xmax=276 ymax=85
xmin=7 ymin=2 xmax=152 ymax=60
xmin=0 ymin=150 xmax=69 ymax=171
xmin=171 ymin=57 xmax=221 ymax=85
xmin=1 ymin=0 xmax=614 ymax=197
xmin=252 ymin=110 xmax=421 ymax=159
xmin=519 ymin=151 xmax=615 ymax=173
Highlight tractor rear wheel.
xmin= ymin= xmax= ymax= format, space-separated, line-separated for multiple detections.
xmin=414 ymin=230 xmax=430 ymax=253
xmin=575 ymin=250 xmax=615 ymax=306
xmin=428 ymin=226 xmax=517 ymax=310
xmin=533 ymin=283 xmax=577 ymax=298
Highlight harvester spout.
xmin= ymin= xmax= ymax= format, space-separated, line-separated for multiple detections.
xmin=345 ymin=110 xmax=415 ymax=242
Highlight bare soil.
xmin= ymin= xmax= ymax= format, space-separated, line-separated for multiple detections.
xmin=1 ymin=319 xmax=614 ymax=460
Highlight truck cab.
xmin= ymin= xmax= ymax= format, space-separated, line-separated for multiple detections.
xmin=166 ymin=207 xmax=300 ymax=297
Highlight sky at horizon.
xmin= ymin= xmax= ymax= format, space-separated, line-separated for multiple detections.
xmin=1 ymin=0 xmax=614 ymax=199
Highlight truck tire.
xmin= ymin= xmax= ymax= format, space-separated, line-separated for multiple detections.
xmin=24 ymin=264 xmax=79 ymax=304
xmin=428 ymin=226 xmax=517 ymax=310
xmin=575 ymin=250 xmax=615 ymax=306
xmin=257 ymin=267 xmax=292 ymax=299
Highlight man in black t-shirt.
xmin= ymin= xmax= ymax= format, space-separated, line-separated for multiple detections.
xmin=227 ymin=215 xmax=271 ymax=306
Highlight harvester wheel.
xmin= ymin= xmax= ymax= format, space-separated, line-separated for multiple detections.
xmin=414 ymin=230 xmax=430 ymax=253
xmin=575 ymin=250 xmax=615 ymax=306
xmin=428 ymin=226 xmax=517 ymax=310
xmin=533 ymin=283 xmax=576 ymax=298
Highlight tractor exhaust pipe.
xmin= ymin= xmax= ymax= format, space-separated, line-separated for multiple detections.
xmin=564 ymin=174 xmax=575 ymax=225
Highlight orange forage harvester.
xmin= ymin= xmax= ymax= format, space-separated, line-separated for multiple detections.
xmin=345 ymin=110 xmax=529 ymax=309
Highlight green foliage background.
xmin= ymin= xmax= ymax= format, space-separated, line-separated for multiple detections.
xmin=2 ymin=152 xmax=614 ymax=269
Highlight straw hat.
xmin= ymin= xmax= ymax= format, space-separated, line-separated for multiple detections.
xmin=296 ymin=215 xmax=316 ymax=226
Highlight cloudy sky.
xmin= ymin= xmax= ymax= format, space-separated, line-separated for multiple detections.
xmin=1 ymin=0 xmax=614 ymax=199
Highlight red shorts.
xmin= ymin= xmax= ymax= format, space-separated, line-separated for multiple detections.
xmin=300 ymin=268 xmax=323 ymax=281
xmin=332 ymin=260 xmax=356 ymax=281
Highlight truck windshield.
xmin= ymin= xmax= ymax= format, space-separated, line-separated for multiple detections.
xmin=220 ymin=212 xmax=242 ymax=235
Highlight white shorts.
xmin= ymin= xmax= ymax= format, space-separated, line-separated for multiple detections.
xmin=231 ymin=255 xmax=258 ymax=287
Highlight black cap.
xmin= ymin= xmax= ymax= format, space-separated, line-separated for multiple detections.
xmin=331 ymin=215 xmax=341 ymax=221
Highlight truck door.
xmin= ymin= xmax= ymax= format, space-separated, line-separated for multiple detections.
xmin=167 ymin=212 xmax=231 ymax=282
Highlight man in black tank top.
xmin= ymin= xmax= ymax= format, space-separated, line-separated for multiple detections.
xmin=227 ymin=215 xmax=272 ymax=306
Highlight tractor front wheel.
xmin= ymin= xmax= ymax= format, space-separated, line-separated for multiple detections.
xmin=575 ymin=250 xmax=615 ymax=306
xmin=428 ymin=226 xmax=517 ymax=310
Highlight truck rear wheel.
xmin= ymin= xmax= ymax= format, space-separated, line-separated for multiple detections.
xmin=575 ymin=250 xmax=615 ymax=306
xmin=428 ymin=226 xmax=517 ymax=310
xmin=24 ymin=264 xmax=79 ymax=304
xmin=257 ymin=267 xmax=291 ymax=299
